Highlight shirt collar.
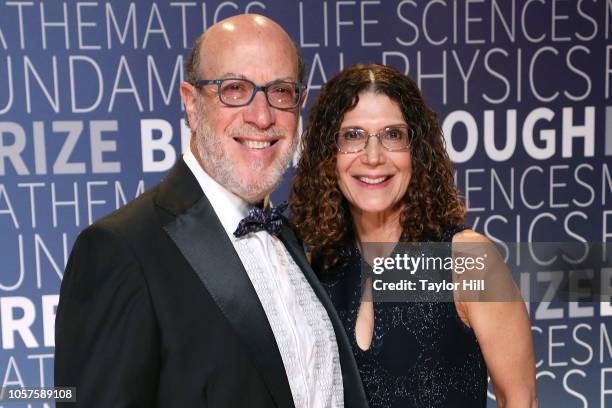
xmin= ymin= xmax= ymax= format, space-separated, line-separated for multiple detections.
xmin=183 ymin=147 xmax=249 ymax=238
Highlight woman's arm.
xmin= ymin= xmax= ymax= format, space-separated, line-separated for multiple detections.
xmin=453 ymin=230 xmax=537 ymax=408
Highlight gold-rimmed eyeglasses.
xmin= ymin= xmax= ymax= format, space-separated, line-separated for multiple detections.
xmin=336 ymin=125 xmax=413 ymax=154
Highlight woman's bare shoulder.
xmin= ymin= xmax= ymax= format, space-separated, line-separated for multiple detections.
xmin=452 ymin=229 xmax=490 ymax=244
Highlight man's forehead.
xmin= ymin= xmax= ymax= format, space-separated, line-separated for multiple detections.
xmin=210 ymin=72 xmax=298 ymax=82
xmin=199 ymin=33 xmax=297 ymax=80
xmin=202 ymin=17 xmax=291 ymax=51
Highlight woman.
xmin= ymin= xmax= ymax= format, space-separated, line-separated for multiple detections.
xmin=290 ymin=64 xmax=536 ymax=408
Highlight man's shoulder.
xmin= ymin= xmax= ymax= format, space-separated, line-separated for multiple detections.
xmin=79 ymin=161 xmax=204 ymax=250
xmin=91 ymin=158 xmax=200 ymax=231
xmin=67 ymin=186 xmax=159 ymax=261
xmin=95 ymin=184 xmax=160 ymax=235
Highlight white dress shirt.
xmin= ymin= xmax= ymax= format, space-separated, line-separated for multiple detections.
xmin=183 ymin=149 xmax=344 ymax=408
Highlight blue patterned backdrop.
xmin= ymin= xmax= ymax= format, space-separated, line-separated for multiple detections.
xmin=0 ymin=1 xmax=610 ymax=406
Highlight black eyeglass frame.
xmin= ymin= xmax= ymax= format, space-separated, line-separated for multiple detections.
xmin=194 ymin=78 xmax=307 ymax=109
xmin=336 ymin=126 xmax=415 ymax=154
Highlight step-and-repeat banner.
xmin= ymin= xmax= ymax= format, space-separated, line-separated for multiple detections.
xmin=0 ymin=1 xmax=610 ymax=406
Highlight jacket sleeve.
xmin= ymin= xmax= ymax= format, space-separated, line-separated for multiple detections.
xmin=54 ymin=225 xmax=160 ymax=407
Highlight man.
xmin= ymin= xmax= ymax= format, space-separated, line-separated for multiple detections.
xmin=54 ymin=14 xmax=367 ymax=408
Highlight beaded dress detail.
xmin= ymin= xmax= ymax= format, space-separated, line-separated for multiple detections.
xmin=322 ymin=227 xmax=488 ymax=408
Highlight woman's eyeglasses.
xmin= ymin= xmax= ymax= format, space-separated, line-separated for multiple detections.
xmin=337 ymin=126 xmax=413 ymax=154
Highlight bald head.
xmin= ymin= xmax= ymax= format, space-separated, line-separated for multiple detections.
xmin=179 ymin=14 xmax=306 ymax=203
xmin=185 ymin=14 xmax=304 ymax=86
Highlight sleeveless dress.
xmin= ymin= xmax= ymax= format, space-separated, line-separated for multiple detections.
xmin=321 ymin=227 xmax=488 ymax=408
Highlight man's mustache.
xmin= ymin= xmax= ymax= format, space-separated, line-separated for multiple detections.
xmin=226 ymin=125 xmax=287 ymax=139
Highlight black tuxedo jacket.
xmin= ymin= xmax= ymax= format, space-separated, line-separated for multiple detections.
xmin=54 ymin=159 xmax=368 ymax=408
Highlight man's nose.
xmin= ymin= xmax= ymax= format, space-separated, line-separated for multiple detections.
xmin=242 ymin=90 xmax=275 ymax=129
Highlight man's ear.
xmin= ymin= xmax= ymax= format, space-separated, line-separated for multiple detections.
xmin=180 ymin=82 xmax=199 ymax=130
xmin=299 ymin=89 xmax=308 ymax=108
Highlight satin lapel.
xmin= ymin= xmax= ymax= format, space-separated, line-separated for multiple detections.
xmin=163 ymin=193 xmax=294 ymax=408
xmin=277 ymin=223 xmax=368 ymax=407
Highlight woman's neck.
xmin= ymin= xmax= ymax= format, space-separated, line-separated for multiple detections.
xmin=352 ymin=207 xmax=403 ymax=244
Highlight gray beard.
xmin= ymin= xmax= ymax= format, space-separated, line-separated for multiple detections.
xmin=193 ymin=98 xmax=297 ymax=203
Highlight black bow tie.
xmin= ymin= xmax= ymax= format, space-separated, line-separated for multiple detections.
xmin=233 ymin=201 xmax=289 ymax=238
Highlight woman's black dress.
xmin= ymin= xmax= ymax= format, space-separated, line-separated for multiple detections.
xmin=322 ymin=227 xmax=488 ymax=408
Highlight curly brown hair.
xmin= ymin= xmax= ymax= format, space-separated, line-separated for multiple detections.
xmin=289 ymin=63 xmax=466 ymax=270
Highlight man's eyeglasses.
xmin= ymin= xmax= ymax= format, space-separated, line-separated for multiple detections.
xmin=337 ymin=126 xmax=413 ymax=154
xmin=194 ymin=78 xmax=306 ymax=109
